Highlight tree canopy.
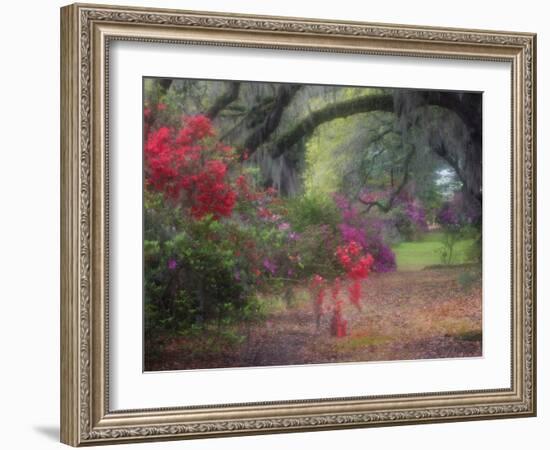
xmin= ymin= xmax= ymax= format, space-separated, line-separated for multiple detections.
xmin=144 ymin=78 xmax=481 ymax=218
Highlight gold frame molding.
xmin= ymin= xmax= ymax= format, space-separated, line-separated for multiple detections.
xmin=60 ymin=2 xmax=537 ymax=446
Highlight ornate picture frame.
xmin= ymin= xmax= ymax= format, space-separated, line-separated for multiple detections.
xmin=60 ymin=3 xmax=536 ymax=446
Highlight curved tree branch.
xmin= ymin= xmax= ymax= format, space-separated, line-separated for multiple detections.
xmin=270 ymin=94 xmax=394 ymax=158
xmin=342 ymin=127 xmax=394 ymax=191
xmin=206 ymin=81 xmax=241 ymax=119
xmin=358 ymin=145 xmax=416 ymax=213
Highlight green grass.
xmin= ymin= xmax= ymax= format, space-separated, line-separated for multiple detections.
xmin=392 ymin=231 xmax=474 ymax=271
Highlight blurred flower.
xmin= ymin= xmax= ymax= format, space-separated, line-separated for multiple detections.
xmin=313 ymin=274 xmax=324 ymax=284
xmin=278 ymin=222 xmax=290 ymax=231
xmin=437 ymin=192 xmax=481 ymax=227
xmin=404 ymin=199 xmax=428 ymax=230
xmin=262 ymin=258 xmax=277 ymax=275
xmin=334 ymin=192 xmax=397 ymax=273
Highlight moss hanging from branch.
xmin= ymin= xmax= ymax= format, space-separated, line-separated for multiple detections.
xmin=270 ymin=94 xmax=394 ymax=158
xmin=206 ymin=81 xmax=241 ymax=119
xmin=243 ymin=84 xmax=302 ymax=153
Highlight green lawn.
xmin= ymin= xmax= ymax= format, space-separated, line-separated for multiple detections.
xmin=392 ymin=231 xmax=474 ymax=271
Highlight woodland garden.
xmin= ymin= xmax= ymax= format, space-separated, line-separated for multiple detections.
xmin=143 ymin=78 xmax=482 ymax=371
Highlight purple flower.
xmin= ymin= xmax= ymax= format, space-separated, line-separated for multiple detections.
xmin=371 ymin=242 xmax=397 ymax=272
xmin=339 ymin=223 xmax=367 ymax=249
xmin=332 ymin=193 xmax=350 ymax=211
xmin=167 ymin=259 xmax=177 ymax=270
xmin=262 ymin=258 xmax=277 ymax=275
xmin=437 ymin=204 xmax=459 ymax=226
xmin=278 ymin=222 xmax=291 ymax=231
xmin=333 ymin=193 xmax=360 ymax=222
xmin=437 ymin=192 xmax=481 ymax=227
xmin=338 ymin=223 xmax=396 ymax=273
xmin=405 ymin=200 xmax=428 ymax=230
xmin=234 ymin=270 xmax=241 ymax=281
xmin=288 ymin=231 xmax=300 ymax=241
xmin=333 ymin=192 xmax=397 ymax=273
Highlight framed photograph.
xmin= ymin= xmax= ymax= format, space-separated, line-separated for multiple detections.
xmin=60 ymin=3 xmax=536 ymax=446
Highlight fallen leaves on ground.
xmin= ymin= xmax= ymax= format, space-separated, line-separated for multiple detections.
xmin=146 ymin=268 xmax=482 ymax=371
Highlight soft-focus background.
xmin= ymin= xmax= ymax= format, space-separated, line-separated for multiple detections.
xmin=0 ymin=0 xmax=545 ymax=448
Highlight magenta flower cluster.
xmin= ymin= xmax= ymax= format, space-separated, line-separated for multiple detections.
xmin=333 ymin=193 xmax=396 ymax=273
xmin=437 ymin=192 xmax=480 ymax=227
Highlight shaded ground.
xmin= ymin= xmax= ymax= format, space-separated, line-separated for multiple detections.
xmin=146 ymin=268 xmax=482 ymax=371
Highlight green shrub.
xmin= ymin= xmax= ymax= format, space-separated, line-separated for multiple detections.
xmin=286 ymin=193 xmax=340 ymax=232
xmin=292 ymin=224 xmax=341 ymax=278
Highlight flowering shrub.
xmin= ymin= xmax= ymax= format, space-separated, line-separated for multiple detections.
xmin=335 ymin=241 xmax=374 ymax=310
xmin=334 ymin=193 xmax=397 ymax=272
xmin=399 ymin=191 xmax=428 ymax=229
xmin=307 ymin=241 xmax=373 ymax=338
xmin=145 ymin=114 xmax=237 ymax=219
xmin=336 ymin=241 xmax=374 ymax=280
xmin=436 ymin=192 xmax=480 ymax=228
xmin=394 ymin=197 xmax=428 ymax=240
xmin=144 ymin=112 xmax=296 ymax=346
xmin=360 ymin=187 xmax=428 ymax=241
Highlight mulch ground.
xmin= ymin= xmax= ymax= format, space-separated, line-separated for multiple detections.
xmin=146 ymin=268 xmax=482 ymax=371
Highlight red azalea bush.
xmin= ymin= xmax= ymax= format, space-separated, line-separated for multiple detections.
xmin=309 ymin=242 xmax=374 ymax=338
xmin=335 ymin=241 xmax=374 ymax=310
xmin=144 ymin=110 xmax=309 ymax=342
xmin=145 ymin=114 xmax=237 ymax=219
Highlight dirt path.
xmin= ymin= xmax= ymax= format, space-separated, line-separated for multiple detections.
xmin=148 ymin=268 xmax=482 ymax=371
